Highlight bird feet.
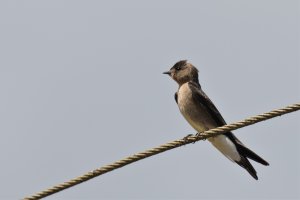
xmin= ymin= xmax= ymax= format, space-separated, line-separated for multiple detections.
xmin=183 ymin=132 xmax=206 ymax=144
xmin=195 ymin=132 xmax=206 ymax=140
xmin=183 ymin=134 xmax=194 ymax=143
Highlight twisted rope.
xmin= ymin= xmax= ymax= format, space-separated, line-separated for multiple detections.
xmin=24 ymin=102 xmax=300 ymax=200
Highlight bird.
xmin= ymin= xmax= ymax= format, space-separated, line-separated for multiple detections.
xmin=163 ymin=60 xmax=269 ymax=180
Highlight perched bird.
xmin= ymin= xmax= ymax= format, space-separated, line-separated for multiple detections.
xmin=163 ymin=60 xmax=269 ymax=180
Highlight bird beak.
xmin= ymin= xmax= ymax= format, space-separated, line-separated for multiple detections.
xmin=163 ymin=70 xmax=171 ymax=75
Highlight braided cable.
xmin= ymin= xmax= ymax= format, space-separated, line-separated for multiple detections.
xmin=24 ymin=102 xmax=300 ymax=200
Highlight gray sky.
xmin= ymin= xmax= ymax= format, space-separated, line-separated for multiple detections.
xmin=0 ymin=0 xmax=299 ymax=199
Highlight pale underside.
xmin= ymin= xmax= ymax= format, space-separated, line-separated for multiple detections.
xmin=177 ymin=83 xmax=241 ymax=162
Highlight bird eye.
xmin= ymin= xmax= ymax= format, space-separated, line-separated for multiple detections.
xmin=176 ymin=66 xmax=181 ymax=70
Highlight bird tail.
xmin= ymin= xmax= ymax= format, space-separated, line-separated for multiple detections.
xmin=236 ymin=156 xmax=258 ymax=180
xmin=236 ymin=143 xmax=269 ymax=166
xmin=235 ymin=143 xmax=269 ymax=180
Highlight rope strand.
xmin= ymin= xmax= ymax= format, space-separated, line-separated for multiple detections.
xmin=24 ymin=102 xmax=300 ymax=200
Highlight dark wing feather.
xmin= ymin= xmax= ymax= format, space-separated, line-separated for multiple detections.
xmin=175 ymin=92 xmax=178 ymax=104
xmin=188 ymin=82 xmax=269 ymax=167
xmin=188 ymin=82 xmax=226 ymax=126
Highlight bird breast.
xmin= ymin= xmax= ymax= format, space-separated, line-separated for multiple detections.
xmin=177 ymin=83 xmax=217 ymax=133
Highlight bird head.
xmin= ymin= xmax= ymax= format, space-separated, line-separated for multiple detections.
xmin=163 ymin=60 xmax=199 ymax=85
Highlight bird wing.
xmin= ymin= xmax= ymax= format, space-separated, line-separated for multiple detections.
xmin=188 ymin=82 xmax=226 ymax=126
xmin=188 ymin=81 xmax=269 ymax=166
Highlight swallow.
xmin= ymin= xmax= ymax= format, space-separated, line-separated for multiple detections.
xmin=163 ymin=60 xmax=269 ymax=180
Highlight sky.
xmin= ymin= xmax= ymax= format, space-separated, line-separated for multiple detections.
xmin=0 ymin=0 xmax=299 ymax=199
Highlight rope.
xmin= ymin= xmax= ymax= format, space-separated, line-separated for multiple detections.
xmin=24 ymin=102 xmax=300 ymax=200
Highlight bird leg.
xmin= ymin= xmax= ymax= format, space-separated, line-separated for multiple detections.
xmin=183 ymin=134 xmax=193 ymax=143
xmin=195 ymin=132 xmax=206 ymax=140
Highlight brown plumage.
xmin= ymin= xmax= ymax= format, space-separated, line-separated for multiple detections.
xmin=164 ymin=60 xmax=269 ymax=180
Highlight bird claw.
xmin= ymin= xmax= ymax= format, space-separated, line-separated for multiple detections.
xmin=195 ymin=132 xmax=206 ymax=140
xmin=183 ymin=133 xmax=206 ymax=144
xmin=195 ymin=132 xmax=201 ymax=137
xmin=183 ymin=134 xmax=193 ymax=143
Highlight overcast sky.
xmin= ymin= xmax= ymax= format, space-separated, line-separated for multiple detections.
xmin=0 ymin=0 xmax=299 ymax=199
